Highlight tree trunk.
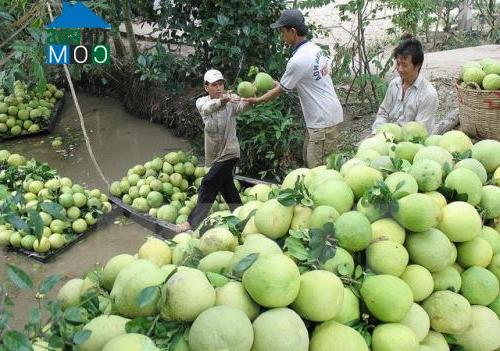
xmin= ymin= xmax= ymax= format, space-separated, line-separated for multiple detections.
xmin=108 ymin=0 xmax=127 ymax=58
xmin=122 ymin=0 xmax=139 ymax=59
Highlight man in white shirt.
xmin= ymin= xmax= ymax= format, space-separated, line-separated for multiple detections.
xmin=372 ymin=37 xmax=438 ymax=134
xmin=176 ymin=69 xmax=251 ymax=233
xmin=244 ymin=9 xmax=344 ymax=168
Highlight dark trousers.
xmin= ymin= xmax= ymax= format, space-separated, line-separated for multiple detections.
xmin=187 ymin=158 xmax=242 ymax=228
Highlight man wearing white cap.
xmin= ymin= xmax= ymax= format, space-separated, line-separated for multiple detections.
xmin=176 ymin=69 xmax=251 ymax=233
xmin=244 ymin=9 xmax=344 ymax=168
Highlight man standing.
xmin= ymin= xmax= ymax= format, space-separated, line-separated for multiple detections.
xmin=176 ymin=69 xmax=250 ymax=233
xmin=244 ymin=9 xmax=343 ymax=168
xmin=371 ymin=37 xmax=438 ymax=134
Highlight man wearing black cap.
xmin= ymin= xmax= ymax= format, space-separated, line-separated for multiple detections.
xmin=244 ymin=9 xmax=343 ymax=168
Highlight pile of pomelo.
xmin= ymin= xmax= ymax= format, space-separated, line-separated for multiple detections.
xmin=108 ymin=150 xmax=262 ymax=225
xmin=52 ymin=121 xmax=500 ymax=351
xmin=460 ymin=58 xmax=500 ymax=91
xmin=0 ymin=150 xmax=112 ymax=254
xmin=0 ymin=81 xmax=64 ymax=138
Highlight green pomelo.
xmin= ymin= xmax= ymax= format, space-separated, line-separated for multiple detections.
xmin=453 ymin=305 xmax=500 ymax=351
xmin=371 ymin=218 xmax=406 ymax=244
xmin=454 ymin=158 xmax=488 ymax=185
xmin=360 ymin=274 xmax=413 ymax=322
xmin=237 ymin=81 xmax=256 ymax=98
xmin=393 ymin=193 xmax=441 ymax=232
xmin=355 ymin=149 xmax=381 ymax=163
xmin=248 ymin=184 xmax=272 ymax=202
xmin=480 ymin=226 xmax=500 ymax=254
xmin=400 ymin=264 xmax=434 ymax=301
xmin=366 ymin=240 xmax=409 ymax=276
xmin=333 ymin=287 xmax=360 ymax=325
xmin=488 ymin=295 xmax=500 ymax=317
xmin=422 ymin=291 xmax=472 ymax=334
xmin=438 ymin=201 xmax=482 ymax=242
xmin=289 ymin=205 xmax=312 ymax=230
xmin=309 ymin=320 xmax=369 ymax=351
xmin=254 ymin=199 xmax=293 ymax=239
xmin=157 ymin=205 xmax=178 ymax=222
xmin=57 ymin=279 xmax=84 ymax=310
xmin=400 ymin=303 xmax=430 ymax=342
xmin=110 ymin=260 xmax=158 ymax=299
xmin=251 ymin=308 xmax=309 ymax=351
xmin=308 ymin=169 xmax=344 ymax=193
xmin=309 ymin=205 xmax=339 ymax=229
xmin=229 ymin=235 xmax=282 ymax=272
xmin=340 ymin=158 xmax=367 ymax=177
xmin=444 ymin=168 xmax=483 ymax=206
xmin=413 ymin=146 xmax=454 ymax=170
xmin=409 ymin=159 xmax=443 ymax=192
xmin=425 ymin=135 xmax=443 ymax=146
xmin=432 ymin=266 xmax=462 ymax=293
xmin=471 ymin=139 xmax=500 ymax=173
xmin=483 ymin=73 xmax=500 ymax=90
xmin=356 ymin=198 xmax=384 ymax=223
xmin=199 ymin=227 xmax=238 ymax=255
xmin=321 ymin=246 xmax=355 ymax=277
xmin=188 ymin=305 xmax=254 ymax=351
xmin=385 ymin=172 xmax=418 ymax=195
xmin=457 ymin=237 xmax=493 ymax=268
xmin=463 ymin=67 xmax=486 ymax=84
xmin=376 ymin=123 xmax=402 ymax=141
xmin=254 ymin=72 xmax=274 ymax=93
xmin=282 ymin=168 xmax=310 ymax=189
xmin=334 ymin=211 xmax=372 ymax=252
xmin=102 ymin=333 xmax=159 ymax=351
xmin=311 ymin=180 xmax=354 ymax=214
xmin=291 ymin=270 xmax=344 ymax=322
xmin=460 ymin=266 xmax=499 ymax=306
xmin=138 ymin=237 xmax=172 ymax=267
xmin=402 ymin=121 xmax=428 ymax=141
xmin=371 ymin=323 xmax=419 ymax=351
xmin=358 ymin=135 xmax=390 ymax=156
xmin=405 ymin=228 xmax=453 ymax=272
xmin=344 ymin=165 xmax=383 ymax=199
xmin=242 ymin=254 xmax=300 ymax=308
xmin=215 ymin=281 xmax=260 ymax=321
xmin=160 ymin=267 xmax=216 ymax=321
xmin=421 ymin=331 xmax=450 ymax=351
xmin=100 ymin=254 xmax=135 ymax=291
xmin=439 ymin=130 xmax=473 ymax=153
xmin=234 ymin=200 xmax=263 ymax=221
xmin=479 ymin=185 xmax=500 ymax=219
xmin=395 ymin=142 xmax=421 ymax=162
xmin=80 ymin=315 xmax=130 ymax=351
xmin=198 ymin=251 xmax=233 ymax=274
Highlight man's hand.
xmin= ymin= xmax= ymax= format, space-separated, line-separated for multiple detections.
xmin=220 ymin=91 xmax=233 ymax=104
xmin=242 ymin=97 xmax=260 ymax=104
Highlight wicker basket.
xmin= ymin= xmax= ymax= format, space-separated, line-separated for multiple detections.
xmin=456 ymin=82 xmax=500 ymax=140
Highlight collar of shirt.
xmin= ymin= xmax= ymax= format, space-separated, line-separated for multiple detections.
xmin=291 ymin=40 xmax=309 ymax=55
xmin=395 ymin=74 xmax=424 ymax=100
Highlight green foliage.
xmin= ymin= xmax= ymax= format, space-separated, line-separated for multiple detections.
xmin=134 ymin=43 xmax=192 ymax=93
xmin=155 ymin=0 xmax=288 ymax=81
xmin=236 ymin=98 xmax=304 ymax=182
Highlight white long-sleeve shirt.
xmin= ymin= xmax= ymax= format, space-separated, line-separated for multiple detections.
xmin=372 ymin=75 xmax=438 ymax=134
xmin=196 ymin=94 xmax=251 ymax=167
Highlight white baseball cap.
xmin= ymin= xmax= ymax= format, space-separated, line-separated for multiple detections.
xmin=204 ymin=69 xmax=225 ymax=84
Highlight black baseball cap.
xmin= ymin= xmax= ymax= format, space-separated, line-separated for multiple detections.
xmin=270 ymin=9 xmax=305 ymax=29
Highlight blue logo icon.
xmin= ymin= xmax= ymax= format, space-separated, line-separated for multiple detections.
xmin=45 ymin=1 xmax=111 ymax=65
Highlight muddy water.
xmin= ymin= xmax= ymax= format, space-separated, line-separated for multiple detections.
xmin=0 ymin=93 xmax=192 ymax=329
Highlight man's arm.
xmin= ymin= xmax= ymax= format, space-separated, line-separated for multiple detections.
xmin=415 ymin=89 xmax=438 ymax=134
xmin=243 ymin=81 xmax=282 ymax=105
